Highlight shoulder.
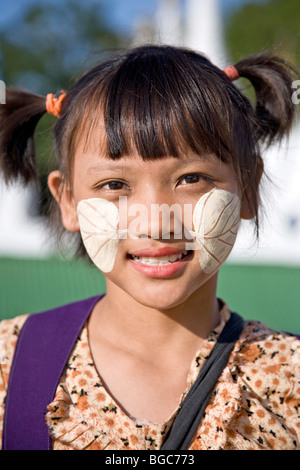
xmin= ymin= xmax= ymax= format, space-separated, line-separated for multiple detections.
xmin=225 ymin=320 xmax=300 ymax=449
xmin=0 ymin=313 xmax=29 ymax=341
xmin=0 ymin=315 xmax=29 ymax=388
xmin=235 ymin=320 xmax=299 ymax=368
xmin=0 ymin=295 xmax=103 ymax=385
xmin=194 ymin=317 xmax=299 ymax=450
xmin=0 ymin=314 xmax=29 ymax=443
xmin=0 ymin=314 xmax=29 ymax=374
xmin=232 ymin=320 xmax=299 ymax=399
xmin=0 ymin=314 xmax=29 ymax=336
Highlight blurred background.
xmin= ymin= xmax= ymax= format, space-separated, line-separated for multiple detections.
xmin=0 ymin=0 xmax=299 ymax=332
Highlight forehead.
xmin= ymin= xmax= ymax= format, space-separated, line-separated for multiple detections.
xmin=78 ymin=151 xmax=219 ymax=175
xmin=73 ymin=108 xmax=227 ymax=175
xmin=73 ymin=124 xmax=235 ymax=181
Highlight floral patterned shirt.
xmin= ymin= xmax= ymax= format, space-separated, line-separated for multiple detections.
xmin=0 ymin=301 xmax=299 ymax=450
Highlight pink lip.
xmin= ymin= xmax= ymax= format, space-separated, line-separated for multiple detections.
xmin=128 ymin=249 xmax=193 ymax=278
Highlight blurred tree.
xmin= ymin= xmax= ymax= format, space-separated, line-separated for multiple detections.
xmin=0 ymin=0 xmax=129 ymax=92
xmin=0 ymin=0 xmax=130 ymax=214
xmin=225 ymin=0 xmax=300 ymax=70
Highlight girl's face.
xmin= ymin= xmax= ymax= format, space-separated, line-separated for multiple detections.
xmin=49 ymin=126 xmax=252 ymax=310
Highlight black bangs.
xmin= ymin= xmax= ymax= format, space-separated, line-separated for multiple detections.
xmin=98 ymin=46 xmax=244 ymax=162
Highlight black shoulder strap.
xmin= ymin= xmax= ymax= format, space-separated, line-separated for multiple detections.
xmin=2 ymin=295 xmax=103 ymax=450
xmin=161 ymin=312 xmax=245 ymax=450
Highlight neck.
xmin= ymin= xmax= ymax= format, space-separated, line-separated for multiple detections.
xmin=90 ymin=275 xmax=220 ymax=360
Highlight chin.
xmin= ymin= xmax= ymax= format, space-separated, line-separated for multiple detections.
xmin=127 ymin=281 xmax=195 ymax=311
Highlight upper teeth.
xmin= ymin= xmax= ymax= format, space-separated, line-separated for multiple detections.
xmin=131 ymin=251 xmax=188 ymax=265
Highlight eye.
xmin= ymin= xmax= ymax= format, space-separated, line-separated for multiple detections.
xmin=177 ymin=173 xmax=212 ymax=186
xmin=98 ymin=180 xmax=129 ymax=191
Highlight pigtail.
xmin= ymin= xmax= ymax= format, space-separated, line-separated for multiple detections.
xmin=0 ymin=88 xmax=47 ymax=185
xmin=234 ymin=52 xmax=297 ymax=145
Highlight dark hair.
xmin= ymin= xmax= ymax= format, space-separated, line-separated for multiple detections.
xmin=0 ymin=45 xmax=297 ymax=253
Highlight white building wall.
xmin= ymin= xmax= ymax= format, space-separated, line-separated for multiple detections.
xmin=0 ymin=179 xmax=51 ymax=257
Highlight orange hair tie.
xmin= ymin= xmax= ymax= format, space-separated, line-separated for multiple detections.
xmin=222 ymin=65 xmax=239 ymax=82
xmin=46 ymin=91 xmax=67 ymax=118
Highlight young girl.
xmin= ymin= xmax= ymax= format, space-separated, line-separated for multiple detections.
xmin=0 ymin=45 xmax=299 ymax=451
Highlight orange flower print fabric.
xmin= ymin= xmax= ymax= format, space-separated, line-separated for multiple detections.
xmin=0 ymin=303 xmax=299 ymax=450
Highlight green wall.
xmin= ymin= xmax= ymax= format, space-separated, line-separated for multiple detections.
xmin=0 ymin=257 xmax=299 ymax=334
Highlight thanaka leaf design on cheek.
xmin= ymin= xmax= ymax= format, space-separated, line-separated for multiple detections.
xmin=77 ymin=198 xmax=126 ymax=272
xmin=188 ymin=188 xmax=241 ymax=273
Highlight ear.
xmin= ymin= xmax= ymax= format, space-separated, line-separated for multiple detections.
xmin=48 ymin=170 xmax=80 ymax=232
xmin=240 ymin=158 xmax=264 ymax=220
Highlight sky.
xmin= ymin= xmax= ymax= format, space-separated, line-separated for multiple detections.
xmin=0 ymin=0 xmax=265 ymax=33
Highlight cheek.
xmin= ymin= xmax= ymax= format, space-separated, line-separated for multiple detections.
xmin=77 ymin=198 xmax=120 ymax=273
xmin=191 ymin=188 xmax=241 ymax=274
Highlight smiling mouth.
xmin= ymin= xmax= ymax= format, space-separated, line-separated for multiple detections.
xmin=128 ymin=250 xmax=192 ymax=266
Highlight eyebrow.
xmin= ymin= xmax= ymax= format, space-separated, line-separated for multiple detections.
xmin=87 ymin=162 xmax=129 ymax=175
xmin=86 ymin=154 xmax=216 ymax=175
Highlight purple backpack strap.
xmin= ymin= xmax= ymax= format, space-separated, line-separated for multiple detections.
xmin=2 ymin=295 xmax=103 ymax=450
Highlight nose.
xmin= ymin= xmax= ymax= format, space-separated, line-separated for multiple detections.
xmin=142 ymin=202 xmax=183 ymax=239
xmin=119 ymin=193 xmax=187 ymax=240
